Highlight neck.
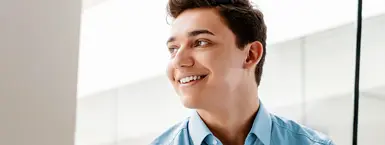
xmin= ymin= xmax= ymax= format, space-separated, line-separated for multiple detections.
xmin=197 ymin=89 xmax=260 ymax=145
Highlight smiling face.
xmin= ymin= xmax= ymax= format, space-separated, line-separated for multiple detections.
xmin=166 ymin=8 xmax=259 ymax=109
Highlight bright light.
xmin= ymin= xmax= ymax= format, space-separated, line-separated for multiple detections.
xmin=78 ymin=0 xmax=170 ymax=97
xmin=77 ymin=0 xmax=385 ymax=97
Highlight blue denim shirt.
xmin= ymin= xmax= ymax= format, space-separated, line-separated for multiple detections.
xmin=151 ymin=102 xmax=334 ymax=145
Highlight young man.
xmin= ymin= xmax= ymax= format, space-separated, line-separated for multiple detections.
xmin=152 ymin=0 xmax=334 ymax=145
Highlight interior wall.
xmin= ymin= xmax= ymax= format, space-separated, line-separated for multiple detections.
xmin=0 ymin=0 xmax=81 ymax=145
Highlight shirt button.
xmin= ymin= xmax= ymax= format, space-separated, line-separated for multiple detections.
xmin=212 ymin=139 xmax=218 ymax=145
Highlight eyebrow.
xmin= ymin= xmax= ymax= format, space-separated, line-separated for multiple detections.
xmin=166 ymin=29 xmax=215 ymax=44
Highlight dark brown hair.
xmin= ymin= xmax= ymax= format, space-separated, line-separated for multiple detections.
xmin=167 ymin=0 xmax=267 ymax=85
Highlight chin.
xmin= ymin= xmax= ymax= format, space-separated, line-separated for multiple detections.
xmin=179 ymin=94 xmax=204 ymax=109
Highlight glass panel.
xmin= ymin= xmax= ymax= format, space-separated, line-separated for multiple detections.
xmin=302 ymin=22 xmax=357 ymax=145
xmin=261 ymin=0 xmax=357 ymax=145
xmin=359 ymin=0 xmax=385 ymax=144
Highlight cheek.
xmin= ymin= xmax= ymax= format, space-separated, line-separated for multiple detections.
xmin=166 ymin=62 xmax=175 ymax=82
xmin=207 ymin=51 xmax=244 ymax=85
xmin=202 ymin=50 xmax=232 ymax=74
xmin=201 ymin=57 xmax=229 ymax=84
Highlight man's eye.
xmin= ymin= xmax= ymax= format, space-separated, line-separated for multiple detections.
xmin=168 ymin=47 xmax=178 ymax=53
xmin=195 ymin=40 xmax=209 ymax=47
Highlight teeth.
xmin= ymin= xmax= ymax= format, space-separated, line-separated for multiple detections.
xmin=179 ymin=75 xmax=203 ymax=84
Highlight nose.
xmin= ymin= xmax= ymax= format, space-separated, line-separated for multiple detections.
xmin=173 ymin=46 xmax=194 ymax=69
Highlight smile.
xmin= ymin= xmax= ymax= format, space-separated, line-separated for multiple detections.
xmin=178 ymin=75 xmax=207 ymax=84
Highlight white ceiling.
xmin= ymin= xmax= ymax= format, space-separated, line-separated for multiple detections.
xmin=77 ymin=0 xmax=385 ymax=97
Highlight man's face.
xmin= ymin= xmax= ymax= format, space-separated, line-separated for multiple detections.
xmin=166 ymin=8 xmax=248 ymax=109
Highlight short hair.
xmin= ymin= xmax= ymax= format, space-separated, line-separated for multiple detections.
xmin=167 ymin=0 xmax=267 ymax=85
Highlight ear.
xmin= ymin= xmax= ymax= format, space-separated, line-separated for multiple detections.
xmin=243 ymin=41 xmax=264 ymax=69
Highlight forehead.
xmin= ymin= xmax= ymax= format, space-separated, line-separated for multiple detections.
xmin=170 ymin=8 xmax=228 ymax=37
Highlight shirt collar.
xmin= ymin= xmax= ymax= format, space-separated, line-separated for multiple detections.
xmin=249 ymin=102 xmax=272 ymax=145
xmin=188 ymin=101 xmax=272 ymax=145
xmin=188 ymin=111 xmax=212 ymax=145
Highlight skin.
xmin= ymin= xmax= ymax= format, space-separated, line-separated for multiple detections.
xmin=166 ymin=8 xmax=264 ymax=145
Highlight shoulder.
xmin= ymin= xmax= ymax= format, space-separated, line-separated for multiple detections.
xmin=150 ymin=118 xmax=190 ymax=145
xmin=270 ymin=114 xmax=334 ymax=145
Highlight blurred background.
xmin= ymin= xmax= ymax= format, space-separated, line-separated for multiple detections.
xmin=76 ymin=0 xmax=385 ymax=145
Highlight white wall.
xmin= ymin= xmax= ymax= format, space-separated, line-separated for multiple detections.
xmin=0 ymin=0 xmax=81 ymax=145
xmin=76 ymin=76 xmax=190 ymax=145
xmin=76 ymin=14 xmax=385 ymax=145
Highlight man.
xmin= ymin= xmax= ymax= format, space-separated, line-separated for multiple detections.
xmin=151 ymin=0 xmax=334 ymax=145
